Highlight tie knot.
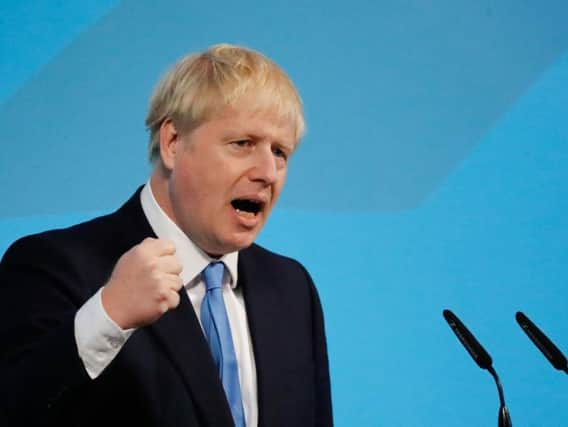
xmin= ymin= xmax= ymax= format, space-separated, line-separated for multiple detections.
xmin=202 ymin=262 xmax=225 ymax=291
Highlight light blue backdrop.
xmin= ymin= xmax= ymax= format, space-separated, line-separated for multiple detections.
xmin=2 ymin=1 xmax=567 ymax=425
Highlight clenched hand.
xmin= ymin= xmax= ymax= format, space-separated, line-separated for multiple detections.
xmin=101 ymin=238 xmax=183 ymax=329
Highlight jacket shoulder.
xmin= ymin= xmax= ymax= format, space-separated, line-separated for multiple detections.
xmin=1 ymin=212 xmax=117 ymax=264
xmin=1 ymin=187 xmax=146 ymax=266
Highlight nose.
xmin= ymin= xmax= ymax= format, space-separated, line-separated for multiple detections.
xmin=249 ymin=146 xmax=278 ymax=185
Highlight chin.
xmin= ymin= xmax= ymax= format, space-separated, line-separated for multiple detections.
xmin=225 ymin=233 xmax=258 ymax=252
xmin=205 ymin=237 xmax=254 ymax=257
xmin=228 ymin=239 xmax=255 ymax=252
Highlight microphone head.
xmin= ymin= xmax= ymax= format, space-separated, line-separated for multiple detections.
xmin=443 ymin=309 xmax=493 ymax=370
xmin=515 ymin=311 xmax=568 ymax=373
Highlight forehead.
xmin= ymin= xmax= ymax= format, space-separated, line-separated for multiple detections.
xmin=211 ymin=104 xmax=298 ymax=146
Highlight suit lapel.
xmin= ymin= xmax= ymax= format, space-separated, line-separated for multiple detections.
xmin=238 ymin=247 xmax=286 ymax=427
xmin=148 ymin=293 xmax=234 ymax=426
xmin=113 ymin=188 xmax=234 ymax=426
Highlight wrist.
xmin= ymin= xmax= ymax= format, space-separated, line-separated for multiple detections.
xmin=101 ymin=285 xmax=131 ymax=329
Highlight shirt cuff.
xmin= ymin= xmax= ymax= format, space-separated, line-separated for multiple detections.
xmin=74 ymin=287 xmax=135 ymax=379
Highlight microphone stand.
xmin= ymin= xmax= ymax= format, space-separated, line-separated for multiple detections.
xmin=487 ymin=366 xmax=512 ymax=427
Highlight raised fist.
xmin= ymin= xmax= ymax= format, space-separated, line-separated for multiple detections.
xmin=101 ymin=238 xmax=183 ymax=329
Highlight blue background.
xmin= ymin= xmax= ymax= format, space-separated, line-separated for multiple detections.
xmin=1 ymin=1 xmax=567 ymax=425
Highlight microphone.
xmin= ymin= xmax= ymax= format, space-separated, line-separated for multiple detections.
xmin=515 ymin=311 xmax=568 ymax=374
xmin=443 ymin=309 xmax=512 ymax=427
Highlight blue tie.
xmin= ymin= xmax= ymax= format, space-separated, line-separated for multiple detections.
xmin=201 ymin=262 xmax=246 ymax=427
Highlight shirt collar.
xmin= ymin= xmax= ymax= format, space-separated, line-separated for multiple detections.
xmin=140 ymin=181 xmax=239 ymax=288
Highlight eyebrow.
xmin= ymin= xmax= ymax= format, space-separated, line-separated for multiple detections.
xmin=226 ymin=129 xmax=295 ymax=148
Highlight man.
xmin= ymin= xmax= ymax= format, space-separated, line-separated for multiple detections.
xmin=0 ymin=44 xmax=332 ymax=426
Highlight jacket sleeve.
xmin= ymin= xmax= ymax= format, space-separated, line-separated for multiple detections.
xmin=0 ymin=235 xmax=92 ymax=425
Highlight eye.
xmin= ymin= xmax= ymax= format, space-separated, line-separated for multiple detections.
xmin=272 ymin=146 xmax=288 ymax=161
xmin=231 ymin=139 xmax=253 ymax=148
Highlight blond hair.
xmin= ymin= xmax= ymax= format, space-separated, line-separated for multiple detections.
xmin=145 ymin=44 xmax=305 ymax=163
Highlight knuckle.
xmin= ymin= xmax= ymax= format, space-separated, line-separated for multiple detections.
xmin=160 ymin=239 xmax=175 ymax=253
xmin=131 ymin=245 xmax=145 ymax=259
xmin=140 ymin=238 xmax=156 ymax=252
xmin=157 ymin=287 xmax=169 ymax=299
xmin=171 ymin=263 xmax=182 ymax=276
xmin=174 ymin=260 xmax=183 ymax=273
xmin=147 ymin=258 xmax=159 ymax=271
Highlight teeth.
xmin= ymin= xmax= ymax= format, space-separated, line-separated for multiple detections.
xmin=235 ymin=209 xmax=255 ymax=218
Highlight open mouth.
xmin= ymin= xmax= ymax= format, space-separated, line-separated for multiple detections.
xmin=231 ymin=199 xmax=264 ymax=218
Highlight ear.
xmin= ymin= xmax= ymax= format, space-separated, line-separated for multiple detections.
xmin=159 ymin=119 xmax=181 ymax=170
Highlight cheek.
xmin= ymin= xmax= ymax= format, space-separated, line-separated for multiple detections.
xmin=170 ymin=169 xmax=204 ymax=217
xmin=178 ymin=167 xmax=229 ymax=212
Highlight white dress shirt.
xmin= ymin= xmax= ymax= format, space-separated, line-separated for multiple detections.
xmin=74 ymin=182 xmax=258 ymax=426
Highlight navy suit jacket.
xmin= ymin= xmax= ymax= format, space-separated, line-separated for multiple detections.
xmin=0 ymin=188 xmax=332 ymax=426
